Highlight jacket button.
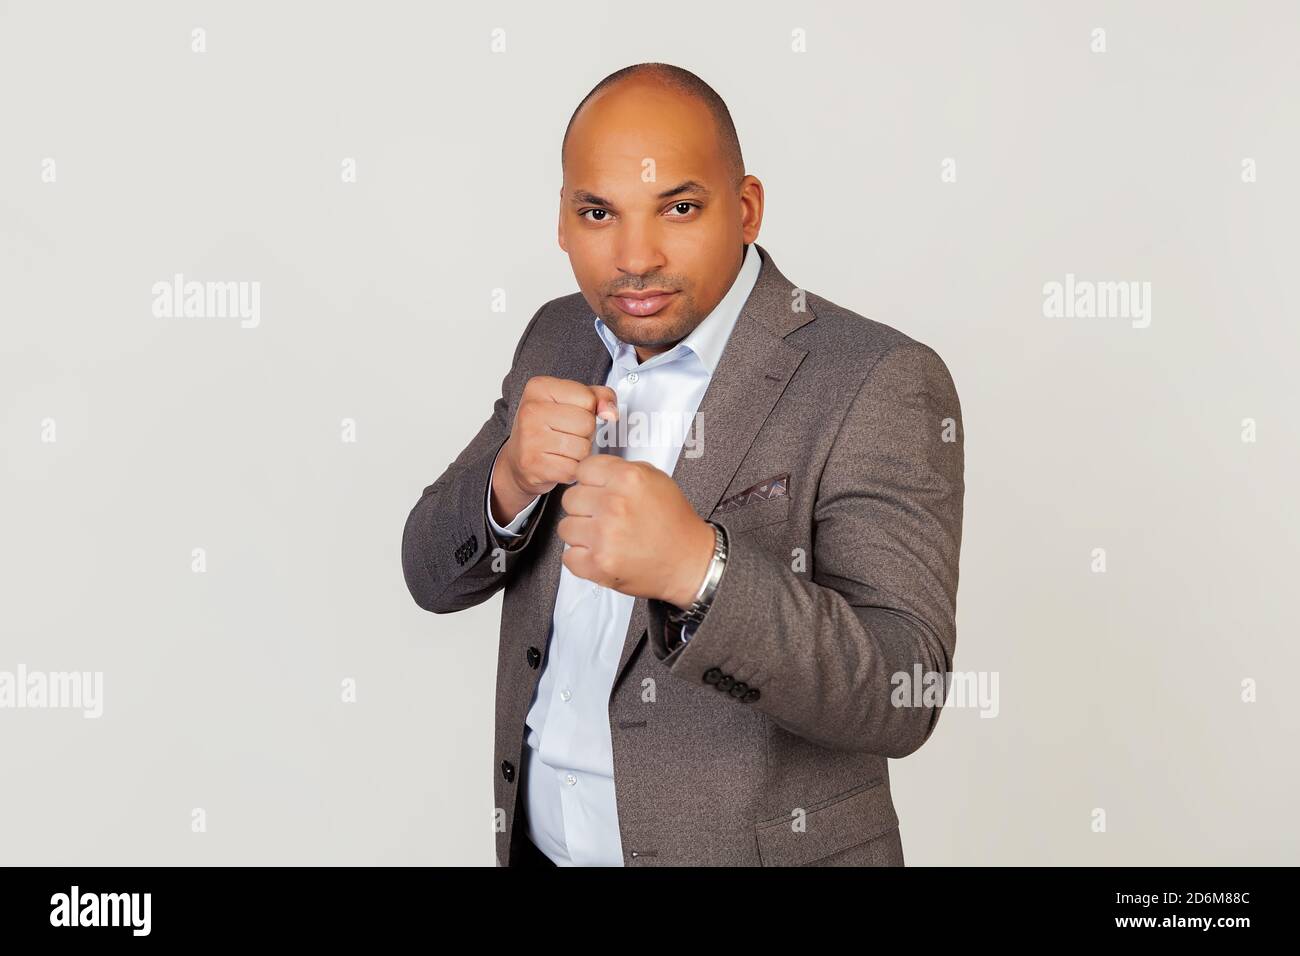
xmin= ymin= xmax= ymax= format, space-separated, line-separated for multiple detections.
xmin=501 ymin=760 xmax=515 ymax=782
xmin=715 ymin=675 xmax=735 ymax=692
xmin=703 ymin=668 xmax=723 ymax=684
xmin=728 ymin=681 xmax=748 ymax=698
xmin=526 ymin=647 xmax=541 ymax=669
xmin=453 ymin=533 xmax=479 ymax=566
xmin=741 ymin=688 xmax=760 ymax=703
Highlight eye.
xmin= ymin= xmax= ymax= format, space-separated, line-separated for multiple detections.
xmin=666 ymin=202 xmax=700 ymax=217
xmin=580 ymin=208 xmax=611 ymax=222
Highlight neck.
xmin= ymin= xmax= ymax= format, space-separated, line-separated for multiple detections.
xmin=633 ymin=341 xmax=678 ymax=364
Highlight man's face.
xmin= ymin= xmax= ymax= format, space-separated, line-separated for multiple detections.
xmin=559 ymin=81 xmax=761 ymax=358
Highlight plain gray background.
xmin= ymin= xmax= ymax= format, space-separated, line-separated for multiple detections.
xmin=2 ymin=1 xmax=1297 ymax=865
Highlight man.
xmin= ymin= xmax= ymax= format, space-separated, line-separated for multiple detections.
xmin=401 ymin=63 xmax=965 ymax=866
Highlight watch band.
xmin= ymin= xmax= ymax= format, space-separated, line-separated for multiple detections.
xmin=667 ymin=521 xmax=728 ymax=632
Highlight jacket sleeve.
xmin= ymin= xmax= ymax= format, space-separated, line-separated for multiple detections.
xmin=645 ymin=342 xmax=965 ymax=756
xmin=401 ymin=302 xmax=554 ymax=614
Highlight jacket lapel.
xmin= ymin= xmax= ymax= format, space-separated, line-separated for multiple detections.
xmin=607 ymin=243 xmax=813 ymax=689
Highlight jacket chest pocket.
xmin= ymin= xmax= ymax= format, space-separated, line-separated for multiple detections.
xmin=710 ymin=494 xmax=791 ymax=534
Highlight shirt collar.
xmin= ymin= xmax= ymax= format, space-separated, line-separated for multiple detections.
xmin=592 ymin=241 xmax=763 ymax=375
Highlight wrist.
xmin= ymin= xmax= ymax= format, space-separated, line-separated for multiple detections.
xmin=666 ymin=518 xmax=721 ymax=609
xmin=665 ymin=522 xmax=728 ymax=639
xmin=490 ymin=453 xmax=538 ymax=525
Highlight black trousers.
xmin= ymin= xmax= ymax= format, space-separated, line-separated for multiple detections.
xmin=512 ymin=830 xmax=558 ymax=868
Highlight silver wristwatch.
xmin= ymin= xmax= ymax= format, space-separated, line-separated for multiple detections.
xmin=666 ymin=521 xmax=728 ymax=633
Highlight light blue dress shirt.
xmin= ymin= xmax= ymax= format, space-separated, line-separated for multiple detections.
xmin=485 ymin=242 xmax=762 ymax=866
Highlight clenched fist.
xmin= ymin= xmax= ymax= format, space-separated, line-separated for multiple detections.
xmin=490 ymin=376 xmax=619 ymax=525
xmin=558 ymin=454 xmax=716 ymax=609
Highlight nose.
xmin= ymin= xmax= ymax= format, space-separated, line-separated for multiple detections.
xmin=613 ymin=219 xmax=666 ymax=283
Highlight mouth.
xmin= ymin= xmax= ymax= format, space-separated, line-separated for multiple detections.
xmin=610 ymin=290 xmax=678 ymax=317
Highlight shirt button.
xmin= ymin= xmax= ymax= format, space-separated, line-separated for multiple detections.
xmin=626 ymin=371 xmax=639 ymax=384
xmin=560 ymin=689 xmax=572 ymax=702
xmin=565 ymin=773 xmax=577 ymax=787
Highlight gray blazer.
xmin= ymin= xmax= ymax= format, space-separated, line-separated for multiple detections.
xmin=402 ymin=243 xmax=964 ymax=866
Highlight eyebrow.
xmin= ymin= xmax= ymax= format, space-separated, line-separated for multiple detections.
xmin=656 ymin=179 xmax=712 ymax=200
xmin=570 ymin=180 xmax=713 ymax=207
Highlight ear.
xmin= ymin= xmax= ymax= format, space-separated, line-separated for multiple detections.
xmin=557 ymin=186 xmax=568 ymax=252
xmin=738 ymin=175 xmax=765 ymax=245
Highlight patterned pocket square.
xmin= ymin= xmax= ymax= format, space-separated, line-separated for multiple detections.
xmin=713 ymin=473 xmax=790 ymax=514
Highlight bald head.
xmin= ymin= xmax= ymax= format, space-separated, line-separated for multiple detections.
xmin=561 ymin=63 xmax=745 ymax=186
